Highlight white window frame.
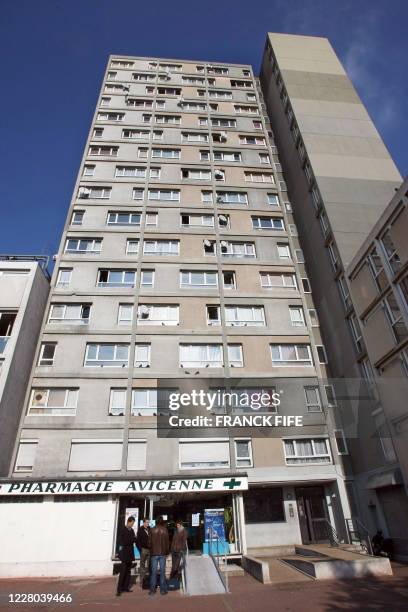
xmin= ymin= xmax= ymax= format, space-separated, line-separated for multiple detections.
xmin=28 ymin=388 xmax=78 ymax=416
xmin=84 ymin=343 xmax=129 ymax=367
xmin=260 ymin=272 xmax=297 ymax=290
xmin=283 ymin=438 xmax=332 ymax=465
xmin=234 ymin=438 xmax=253 ymax=468
xmin=271 ymin=344 xmax=313 ymax=366
xmin=143 ymin=240 xmax=179 ymax=256
xmin=180 ymin=270 xmax=218 ymax=288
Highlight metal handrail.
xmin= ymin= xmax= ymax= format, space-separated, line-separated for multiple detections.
xmin=181 ymin=539 xmax=188 ymax=594
xmin=208 ymin=527 xmax=228 ymax=592
xmin=322 ymin=519 xmax=339 ymax=547
xmin=345 ymin=517 xmax=373 ymax=555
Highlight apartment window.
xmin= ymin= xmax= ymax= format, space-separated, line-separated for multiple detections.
xmin=132 ymin=188 xmax=144 ymax=201
xmin=380 ymin=228 xmax=401 ymax=273
xmin=252 ymin=120 xmax=262 ymax=129
xmin=148 ymin=189 xmax=180 ymax=201
xmin=180 ymin=344 xmax=223 ymax=368
xmin=131 ymin=389 xmax=157 ymax=416
xmin=260 ymin=272 xmax=297 ymax=290
xmin=181 ymin=213 xmax=213 ymax=227
xmin=78 ymin=186 xmax=111 ymax=199
xmin=374 ymin=411 xmax=397 ymax=463
xmin=28 ymin=388 xmax=78 ymax=416
xmin=267 ymin=193 xmax=279 ymax=207
xmin=68 ymin=441 xmax=123 ymax=471
xmin=137 ymin=269 xmax=154 ymax=288
xmin=308 ymin=309 xmax=319 ymax=327
xmin=223 ymin=271 xmax=236 ymax=289
xmin=234 ymin=104 xmax=258 ymax=114
xmin=15 ymin=441 xmax=38 ymax=472
xmin=182 ymin=76 xmax=205 ymax=84
xmin=324 ymin=385 xmax=337 ymax=407
xmin=383 ymin=294 xmax=408 ymax=343
xmin=132 ymin=73 xmax=154 ymax=81
xmin=234 ymin=439 xmax=253 ymax=468
xmin=143 ymin=240 xmax=179 ymax=255
xmin=333 ymin=430 xmax=348 ymax=455
xmin=206 ymin=305 xmax=221 ymax=326
xmin=213 ymin=151 xmax=242 ymax=162
xmin=231 ymin=80 xmax=253 ymax=88
xmin=220 ymin=242 xmax=256 ymax=258
xmin=327 ymin=241 xmax=339 ymax=271
xmin=289 ymin=224 xmax=298 ymax=237
xmin=93 ymin=127 xmax=104 ymax=138
xmin=122 ymin=129 xmax=150 ymax=139
xmin=96 ymin=112 xmax=124 ymax=121
xmin=118 ymin=304 xmax=133 ymax=325
xmin=126 ymin=98 xmax=155 ymax=108
xmin=208 ymin=65 xmax=229 ymax=74
xmin=111 ymin=60 xmax=134 ymax=68
xmin=216 ymin=191 xmax=248 ymax=204
xmin=71 ymin=210 xmax=84 ymax=225
xmin=252 ymin=216 xmax=284 ymax=230
xmin=277 ymin=243 xmax=291 ymax=260
xmin=245 ymin=171 xmax=273 ymax=183
xmin=115 ymin=166 xmax=149 ymax=178
xmin=295 ymin=249 xmax=305 ymax=264
xmin=243 ymin=487 xmax=284 ymax=523
xmin=38 ymin=343 xmax=57 ymax=366
xmin=83 ymin=164 xmax=95 ymax=176
xmin=211 ymin=118 xmax=236 ymax=128
xmin=155 ymin=115 xmax=181 ymax=124
xmin=152 ymin=148 xmax=180 ymax=159
xmin=109 ymin=389 xmax=126 ymax=416
xmin=228 ymin=344 xmax=243 ymax=367
xmin=65 ymin=238 xmax=102 ymax=254
xmin=99 ymin=98 xmax=110 ymax=106
xmin=259 ymin=153 xmax=270 ymax=164
xmin=48 ymin=303 xmax=90 ymax=324
xmin=271 ymin=344 xmax=313 ymax=366
xmin=304 ymin=386 xmax=322 ymax=413
xmin=225 ymin=306 xmax=265 ymax=327
xmin=284 ymin=438 xmax=331 ymax=464
xmin=367 ymin=248 xmax=387 ymax=291
xmin=289 ymin=306 xmax=305 ymax=327
xmin=56 ymin=268 xmax=72 ymax=288
xmin=97 ymin=269 xmax=136 ymax=287
xmin=134 ymin=344 xmax=151 ymax=368
xmin=153 ymin=130 xmax=163 ymax=140
xmin=399 ymin=276 xmax=408 ymax=310
xmin=316 ymin=345 xmax=328 ymax=364
xmin=182 ymin=132 xmax=209 ymax=143
xmin=84 ymin=343 xmax=129 ymax=367
xmin=201 ymin=191 xmax=213 ymax=203
xmin=337 ymin=276 xmax=351 ymax=309
xmin=137 ymin=304 xmax=179 ymax=326
xmin=179 ymin=441 xmax=230 ymax=470
xmin=182 ymin=169 xmax=212 ymax=180
xmin=180 ymin=271 xmax=218 ymax=287
xmin=348 ymin=313 xmax=363 ymax=353
xmin=107 ymin=212 xmax=141 ymax=226
xmin=127 ymin=240 xmax=140 ymax=255
xmin=239 ymin=135 xmax=265 ymax=146
xmin=107 ymin=71 xmax=117 ymax=79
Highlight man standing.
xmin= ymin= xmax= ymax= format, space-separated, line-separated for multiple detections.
xmin=136 ymin=517 xmax=151 ymax=588
xmin=149 ymin=516 xmax=170 ymax=596
xmin=170 ymin=519 xmax=187 ymax=580
xmin=116 ymin=516 xmax=137 ymax=596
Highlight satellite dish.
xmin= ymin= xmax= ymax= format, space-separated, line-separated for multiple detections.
xmin=220 ymin=240 xmax=228 ymax=248
xmin=219 ymin=215 xmax=227 ymax=223
xmin=204 ymin=239 xmax=212 ymax=247
xmin=139 ymin=305 xmax=149 ymax=316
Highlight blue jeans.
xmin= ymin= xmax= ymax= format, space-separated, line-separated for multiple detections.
xmin=150 ymin=555 xmax=167 ymax=593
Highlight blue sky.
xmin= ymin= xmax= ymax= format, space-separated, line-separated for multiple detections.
xmin=0 ymin=0 xmax=407 ymax=258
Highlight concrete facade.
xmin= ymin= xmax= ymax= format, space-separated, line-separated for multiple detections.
xmin=0 ymin=257 xmax=49 ymax=476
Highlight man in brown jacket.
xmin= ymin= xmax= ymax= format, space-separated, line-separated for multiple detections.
xmin=170 ymin=520 xmax=187 ymax=579
xmin=149 ymin=516 xmax=170 ymax=595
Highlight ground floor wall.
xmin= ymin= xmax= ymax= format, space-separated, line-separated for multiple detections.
xmin=0 ymin=497 xmax=116 ymax=577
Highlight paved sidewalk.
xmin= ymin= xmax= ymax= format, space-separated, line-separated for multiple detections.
xmin=1 ymin=564 xmax=408 ymax=611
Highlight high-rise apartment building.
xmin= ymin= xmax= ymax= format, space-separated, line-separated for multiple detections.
xmin=0 ymin=54 xmax=353 ymax=577
xmin=260 ymin=33 xmax=407 ymax=559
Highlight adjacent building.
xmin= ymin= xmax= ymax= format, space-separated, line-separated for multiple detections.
xmin=260 ymin=33 xmax=407 ymax=558
xmin=0 ymin=256 xmax=49 ymax=476
xmin=346 ymin=178 xmax=408 ymax=559
xmin=0 ymin=53 xmax=353 ymax=577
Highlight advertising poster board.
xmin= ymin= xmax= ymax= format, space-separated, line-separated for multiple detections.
xmin=204 ymin=508 xmax=225 ymax=542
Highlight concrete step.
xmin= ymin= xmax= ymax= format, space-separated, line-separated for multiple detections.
xmin=221 ymin=563 xmax=244 ymax=577
xmin=247 ymin=545 xmax=296 ymax=557
xmin=266 ymin=558 xmax=313 ymax=583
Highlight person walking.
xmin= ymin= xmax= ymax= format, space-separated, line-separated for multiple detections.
xmin=149 ymin=516 xmax=170 ymax=596
xmin=116 ymin=516 xmax=137 ymax=596
xmin=136 ymin=517 xmax=151 ymax=588
xmin=170 ymin=519 xmax=187 ymax=580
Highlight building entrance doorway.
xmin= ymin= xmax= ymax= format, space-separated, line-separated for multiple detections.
xmin=295 ymin=486 xmax=329 ymax=543
xmin=153 ymin=491 xmax=235 ymax=553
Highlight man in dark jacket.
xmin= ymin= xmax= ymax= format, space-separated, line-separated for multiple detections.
xmin=170 ymin=519 xmax=187 ymax=579
xmin=136 ymin=517 xmax=151 ymax=588
xmin=116 ymin=516 xmax=137 ymax=596
xmin=149 ymin=516 xmax=170 ymax=595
